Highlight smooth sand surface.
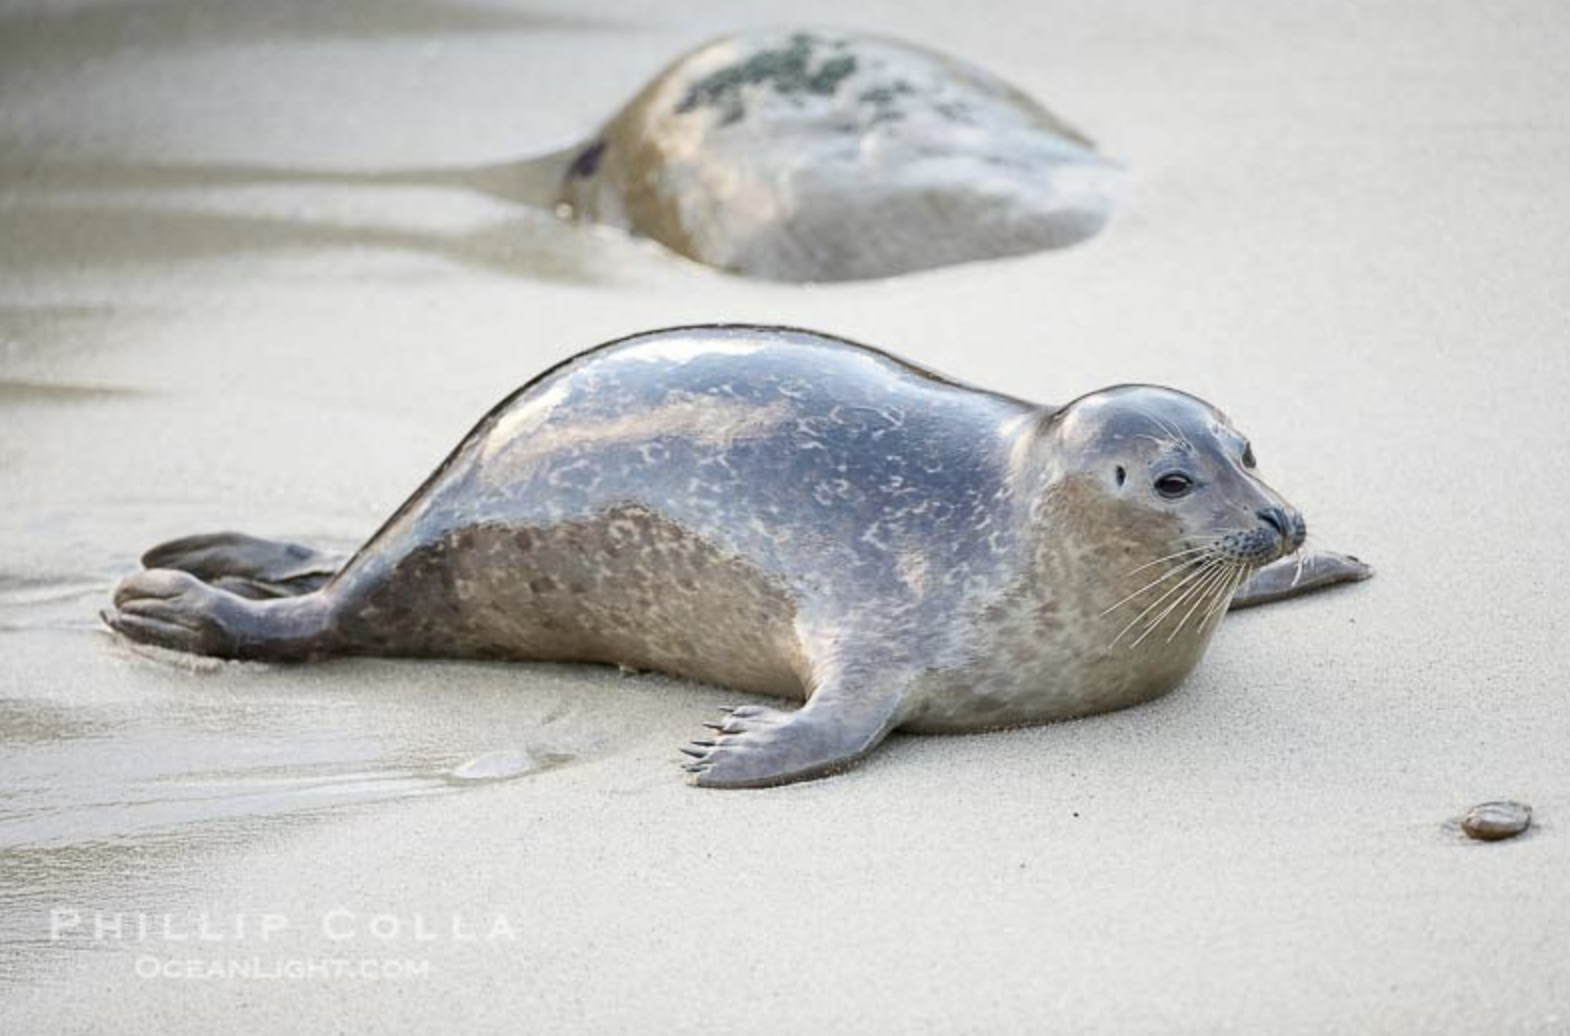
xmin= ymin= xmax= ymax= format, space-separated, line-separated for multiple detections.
xmin=2 ymin=0 xmax=1568 ymax=1032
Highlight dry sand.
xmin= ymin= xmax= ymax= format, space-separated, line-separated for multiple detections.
xmin=2 ymin=0 xmax=1569 ymax=1032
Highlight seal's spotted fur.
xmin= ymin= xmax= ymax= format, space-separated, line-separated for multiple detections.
xmin=104 ymin=326 xmax=1369 ymax=787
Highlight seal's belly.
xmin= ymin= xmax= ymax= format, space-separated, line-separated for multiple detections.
xmin=903 ymin=664 xmax=1192 ymax=733
xmin=902 ymin=616 xmax=1211 ymax=733
xmin=340 ymin=505 xmax=808 ymax=699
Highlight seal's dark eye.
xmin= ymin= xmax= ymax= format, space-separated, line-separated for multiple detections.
xmin=1115 ymin=466 xmax=1127 ymax=487
xmin=1154 ymin=473 xmax=1193 ymax=499
xmin=1242 ymin=444 xmax=1256 ymax=469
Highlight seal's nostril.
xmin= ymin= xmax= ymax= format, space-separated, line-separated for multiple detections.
xmin=1257 ymin=507 xmax=1288 ymax=539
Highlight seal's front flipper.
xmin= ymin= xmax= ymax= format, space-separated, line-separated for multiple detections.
xmin=141 ymin=532 xmax=345 ymax=600
xmin=682 ymin=680 xmax=906 ymax=789
xmin=102 ymin=569 xmax=334 ymax=661
xmin=1230 ymin=550 xmax=1372 ymax=610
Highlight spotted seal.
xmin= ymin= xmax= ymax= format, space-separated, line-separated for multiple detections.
xmin=556 ymin=30 xmax=1121 ymax=280
xmin=103 ymin=326 xmax=1369 ymax=787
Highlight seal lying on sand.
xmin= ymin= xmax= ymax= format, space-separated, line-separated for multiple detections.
xmin=556 ymin=30 xmax=1121 ymax=280
xmin=104 ymin=326 xmax=1369 ymax=788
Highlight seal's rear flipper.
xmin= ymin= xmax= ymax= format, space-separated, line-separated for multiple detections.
xmin=102 ymin=569 xmax=336 ymax=661
xmin=141 ymin=532 xmax=345 ymax=600
xmin=1230 ymin=550 xmax=1372 ymax=611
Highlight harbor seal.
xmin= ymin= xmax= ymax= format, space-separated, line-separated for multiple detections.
xmin=102 ymin=326 xmax=1369 ymax=787
xmin=556 ymin=30 xmax=1121 ymax=280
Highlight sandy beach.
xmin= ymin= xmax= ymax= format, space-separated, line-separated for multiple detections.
xmin=2 ymin=0 xmax=1569 ymax=1031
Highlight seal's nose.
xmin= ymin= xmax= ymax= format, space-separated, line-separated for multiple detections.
xmin=1257 ymin=507 xmax=1291 ymax=542
xmin=1256 ymin=507 xmax=1307 ymax=551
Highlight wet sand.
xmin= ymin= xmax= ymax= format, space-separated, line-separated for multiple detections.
xmin=3 ymin=0 xmax=1569 ymax=1031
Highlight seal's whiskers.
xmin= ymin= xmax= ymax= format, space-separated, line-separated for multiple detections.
xmin=1223 ymin=566 xmax=1249 ymax=615
xmin=1101 ymin=550 xmax=1214 ymax=617
xmin=1107 ymin=558 xmax=1220 ymax=647
xmin=1124 ymin=558 xmax=1218 ymax=646
xmin=1134 ymin=410 xmax=1195 ymax=452
xmin=1122 ymin=545 xmax=1212 ymax=579
xmin=1129 ymin=559 xmax=1228 ymax=648
xmin=1201 ymin=564 xmax=1249 ymax=631
xmin=1167 ymin=563 xmax=1237 ymax=642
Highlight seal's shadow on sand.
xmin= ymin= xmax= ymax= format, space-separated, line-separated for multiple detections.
xmin=0 ymin=0 xmax=637 ymax=283
xmin=0 ymin=151 xmax=630 ymax=285
xmin=0 ymin=0 xmax=621 ymax=62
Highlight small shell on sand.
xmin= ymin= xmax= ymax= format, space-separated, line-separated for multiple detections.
xmin=1461 ymin=801 xmax=1532 ymax=841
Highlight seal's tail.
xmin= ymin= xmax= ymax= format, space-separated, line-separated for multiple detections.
xmin=139 ymin=531 xmax=345 ymax=600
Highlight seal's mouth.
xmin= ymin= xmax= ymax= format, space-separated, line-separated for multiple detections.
xmin=1219 ymin=508 xmax=1307 ymax=567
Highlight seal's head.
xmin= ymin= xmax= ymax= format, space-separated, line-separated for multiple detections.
xmin=1039 ymin=385 xmax=1306 ymax=646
